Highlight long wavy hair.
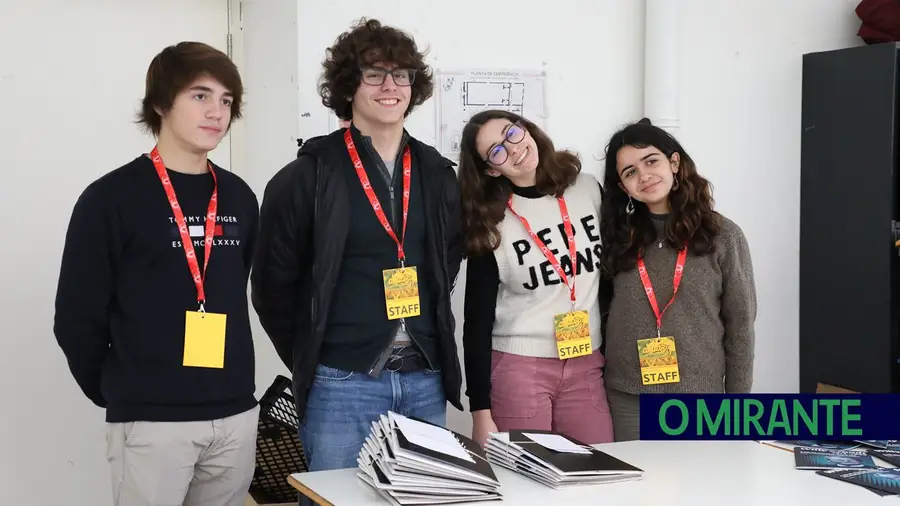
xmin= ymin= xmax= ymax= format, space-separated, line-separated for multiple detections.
xmin=600 ymin=118 xmax=722 ymax=275
xmin=458 ymin=110 xmax=581 ymax=256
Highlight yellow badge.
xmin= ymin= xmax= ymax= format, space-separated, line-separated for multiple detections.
xmin=183 ymin=311 xmax=227 ymax=369
xmin=637 ymin=336 xmax=680 ymax=385
xmin=383 ymin=266 xmax=420 ymax=320
xmin=554 ymin=310 xmax=592 ymax=359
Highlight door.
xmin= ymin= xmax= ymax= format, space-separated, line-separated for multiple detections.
xmin=0 ymin=1 xmax=233 ymax=504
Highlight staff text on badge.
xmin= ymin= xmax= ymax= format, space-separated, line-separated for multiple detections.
xmin=383 ymin=266 xmax=421 ymax=320
xmin=555 ymin=310 xmax=592 ymax=359
xmin=638 ymin=336 xmax=681 ymax=385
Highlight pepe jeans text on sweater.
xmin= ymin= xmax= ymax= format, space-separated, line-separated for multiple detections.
xmin=510 ymin=212 xmax=604 ymax=291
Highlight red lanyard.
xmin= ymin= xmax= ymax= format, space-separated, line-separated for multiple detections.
xmin=344 ymin=129 xmax=412 ymax=263
xmin=150 ymin=146 xmax=218 ymax=311
xmin=506 ymin=194 xmax=577 ymax=306
xmin=636 ymin=247 xmax=687 ymax=337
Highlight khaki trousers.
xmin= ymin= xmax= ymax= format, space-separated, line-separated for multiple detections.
xmin=106 ymin=405 xmax=259 ymax=506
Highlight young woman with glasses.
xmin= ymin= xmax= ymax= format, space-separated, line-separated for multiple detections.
xmin=599 ymin=118 xmax=757 ymax=441
xmin=457 ymin=110 xmax=614 ymax=447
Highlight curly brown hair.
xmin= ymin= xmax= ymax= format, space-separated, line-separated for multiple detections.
xmin=458 ymin=110 xmax=582 ymax=256
xmin=319 ymin=18 xmax=433 ymax=121
xmin=600 ymin=118 xmax=722 ymax=275
xmin=138 ymin=41 xmax=243 ymax=136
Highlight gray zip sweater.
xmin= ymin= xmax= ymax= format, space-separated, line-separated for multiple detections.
xmin=604 ymin=213 xmax=757 ymax=394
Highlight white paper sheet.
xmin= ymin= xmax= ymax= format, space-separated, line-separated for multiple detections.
xmin=523 ymin=433 xmax=592 ymax=454
xmin=391 ymin=413 xmax=474 ymax=463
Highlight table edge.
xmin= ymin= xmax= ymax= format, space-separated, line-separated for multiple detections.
xmin=287 ymin=474 xmax=336 ymax=506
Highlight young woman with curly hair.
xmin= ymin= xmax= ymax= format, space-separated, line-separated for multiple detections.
xmin=599 ymin=118 xmax=757 ymax=441
xmin=252 ymin=18 xmax=464 ymax=472
xmin=459 ymin=109 xmax=614 ymax=447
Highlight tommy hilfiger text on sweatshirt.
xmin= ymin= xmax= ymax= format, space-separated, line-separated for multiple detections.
xmin=53 ymin=154 xmax=260 ymax=423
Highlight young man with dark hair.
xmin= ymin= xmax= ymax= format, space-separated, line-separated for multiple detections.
xmin=53 ymin=41 xmax=260 ymax=506
xmin=252 ymin=18 xmax=464 ymax=472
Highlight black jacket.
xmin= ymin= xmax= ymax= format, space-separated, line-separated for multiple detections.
xmin=251 ymin=127 xmax=464 ymax=420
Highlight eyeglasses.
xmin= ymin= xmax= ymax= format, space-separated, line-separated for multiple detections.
xmin=360 ymin=66 xmax=416 ymax=87
xmin=486 ymin=122 xmax=527 ymax=165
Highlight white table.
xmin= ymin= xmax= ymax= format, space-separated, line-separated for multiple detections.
xmin=287 ymin=440 xmax=893 ymax=505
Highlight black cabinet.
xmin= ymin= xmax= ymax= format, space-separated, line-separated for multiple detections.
xmin=800 ymin=42 xmax=900 ymax=393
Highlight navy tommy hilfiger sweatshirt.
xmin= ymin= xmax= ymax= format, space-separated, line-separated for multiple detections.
xmin=53 ymin=154 xmax=259 ymax=423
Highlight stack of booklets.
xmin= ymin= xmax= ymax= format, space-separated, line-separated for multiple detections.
xmin=356 ymin=411 xmax=502 ymax=505
xmin=485 ymin=430 xmax=643 ymax=489
xmin=784 ymin=440 xmax=900 ymax=496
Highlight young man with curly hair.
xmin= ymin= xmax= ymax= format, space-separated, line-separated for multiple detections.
xmin=54 ymin=42 xmax=260 ymax=506
xmin=251 ymin=18 xmax=464 ymax=471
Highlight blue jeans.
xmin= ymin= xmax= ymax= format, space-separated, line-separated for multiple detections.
xmin=298 ymin=363 xmax=446 ymax=472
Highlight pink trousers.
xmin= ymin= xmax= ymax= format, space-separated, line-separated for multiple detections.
xmin=489 ymin=349 xmax=614 ymax=444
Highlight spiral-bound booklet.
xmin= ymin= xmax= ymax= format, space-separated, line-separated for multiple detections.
xmin=356 ymin=411 xmax=502 ymax=505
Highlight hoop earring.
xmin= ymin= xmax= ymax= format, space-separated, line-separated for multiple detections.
xmin=626 ymin=196 xmax=635 ymax=215
xmin=672 ymin=178 xmax=680 ymax=191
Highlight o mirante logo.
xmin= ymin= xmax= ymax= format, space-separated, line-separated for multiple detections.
xmin=639 ymin=394 xmax=900 ymax=440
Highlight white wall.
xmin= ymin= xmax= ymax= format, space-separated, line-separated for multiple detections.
xmin=236 ymin=0 xmax=301 ymax=393
xmin=675 ymin=0 xmax=863 ymax=393
xmin=0 ymin=2 xmax=231 ymax=504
